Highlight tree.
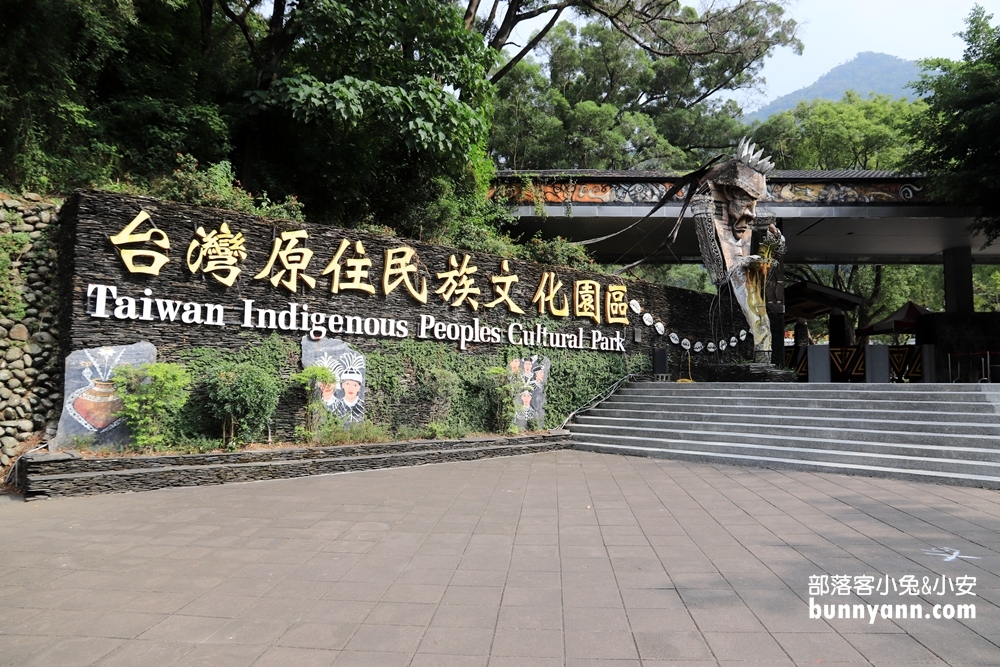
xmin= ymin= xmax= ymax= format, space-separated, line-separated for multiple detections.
xmin=465 ymin=0 xmax=800 ymax=90
xmin=219 ymin=0 xmax=496 ymax=221
xmin=752 ymin=92 xmax=925 ymax=171
xmin=785 ymin=264 xmax=942 ymax=343
xmin=907 ymin=6 xmax=1000 ymax=244
xmin=0 ymin=0 xmax=249 ymax=190
xmin=489 ymin=18 xmax=750 ymax=170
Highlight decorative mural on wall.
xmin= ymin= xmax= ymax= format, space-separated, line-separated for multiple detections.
xmin=54 ymin=341 xmax=156 ymax=446
xmin=301 ymin=337 xmax=367 ymax=424
xmin=492 ymin=177 xmax=927 ymax=206
xmin=507 ymin=355 xmax=550 ymax=429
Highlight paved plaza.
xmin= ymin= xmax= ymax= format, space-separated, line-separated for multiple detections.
xmin=0 ymin=450 xmax=998 ymax=666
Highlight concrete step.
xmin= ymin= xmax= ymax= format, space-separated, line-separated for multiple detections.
xmin=569 ymin=422 xmax=1000 ymax=460
xmin=623 ymin=381 xmax=1000 ymax=393
xmin=582 ymin=408 xmax=1000 ymax=435
xmin=594 ymin=399 xmax=1000 ymax=423
xmin=573 ymin=414 xmax=1000 ymax=445
xmin=568 ymin=382 xmax=1000 ymax=489
xmin=616 ymin=386 xmax=999 ymax=403
xmin=570 ymin=439 xmax=1000 ymax=490
xmin=603 ymin=394 xmax=999 ymax=413
xmin=570 ymin=432 xmax=1000 ymax=475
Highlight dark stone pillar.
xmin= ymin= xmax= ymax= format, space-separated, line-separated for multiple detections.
xmin=944 ymin=245 xmax=974 ymax=314
xmin=829 ymin=308 xmax=849 ymax=348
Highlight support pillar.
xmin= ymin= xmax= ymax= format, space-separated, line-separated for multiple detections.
xmin=829 ymin=308 xmax=850 ymax=348
xmin=944 ymin=245 xmax=974 ymax=314
xmin=765 ymin=219 xmax=786 ymax=364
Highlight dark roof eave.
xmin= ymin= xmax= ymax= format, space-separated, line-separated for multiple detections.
xmin=494 ymin=169 xmax=924 ymax=183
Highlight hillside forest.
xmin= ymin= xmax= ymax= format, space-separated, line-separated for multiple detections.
xmin=3 ymin=1 xmax=1000 ymax=337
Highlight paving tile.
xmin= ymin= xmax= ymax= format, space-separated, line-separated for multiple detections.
xmin=843 ymin=632 xmax=952 ymax=663
xmin=773 ymin=631 xmax=868 ymax=663
xmin=418 ymin=626 xmax=494 ymax=655
xmin=491 ymin=627 xmax=563 ymax=658
xmin=177 ymin=594 xmax=256 ymax=618
xmin=564 ymin=629 xmax=639 ymax=659
xmin=703 ymin=631 xmax=789 ymax=662
xmin=95 ymin=640 xmax=195 ymax=666
xmin=343 ymin=623 xmax=425 ymax=653
xmin=273 ymin=622 xmax=357 ymax=650
xmin=171 ymin=642 xmax=265 ymax=667
xmin=8 ymin=452 xmax=1000 ymax=667
xmin=0 ymin=634 xmax=53 ymax=665
xmin=633 ymin=630 xmax=714 ymax=661
xmin=17 ymin=636 xmax=123 ymax=667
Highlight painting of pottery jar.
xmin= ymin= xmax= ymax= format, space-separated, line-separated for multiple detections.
xmin=71 ymin=380 xmax=125 ymax=431
xmin=54 ymin=341 xmax=157 ymax=449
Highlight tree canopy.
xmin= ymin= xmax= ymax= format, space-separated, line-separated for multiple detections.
xmin=751 ymin=92 xmax=925 ymax=171
xmin=489 ymin=18 xmax=758 ymax=170
xmin=906 ymin=5 xmax=1000 ymax=244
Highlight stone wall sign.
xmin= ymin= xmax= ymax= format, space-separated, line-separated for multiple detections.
xmin=52 ymin=340 xmax=156 ymax=447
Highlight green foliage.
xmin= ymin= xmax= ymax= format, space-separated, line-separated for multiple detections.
xmin=787 ymin=264 xmax=943 ymax=342
xmin=243 ymin=0 xmax=496 ymax=221
xmin=0 ymin=0 xmax=246 ymax=190
xmin=488 ymin=15 xmax=785 ymax=171
xmin=364 ymin=336 xmax=646 ymax=432
xmin=0 ymin=232 xmax=30 ymax=320
xmin=134 ymin=154 xmax=303 ymax=221
xmin=203 ymin=362 xmax=282 ymax=445
xmin=906 ymin=7 xmax=1000 ymax=244
xmin=748 ymin=52 xmax=921 ymax=121
xmin=974 ymin=266 xmax=1000 ymax=312
xmin=622 ymin=264 xmax=716 ymax=294
xmin=178 ymin=333 xmax=297 ymax=443
xmin=289 ymin=365 xmax=337 ymax=436
xmin=752 ymin=92 xmax=925 ymax=171
xmin=290 ymin=366 xmax=337 ymax=389
xmin=521 ymin=235 xmax=594 ymax=270
xmin=112 ymin=363 xmax=191 ymax=451
xmin=306 ymin=418 xmax=391 ymax=446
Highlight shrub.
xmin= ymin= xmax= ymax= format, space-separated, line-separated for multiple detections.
xmin=203 ymin=362 xmax=282 ymax=445
xmin=112 ymin=362 xmax=191 ymax=451
xmin=311 ymin=418 xmax=391 ymax=446
xmin=289 ymin=365 xmax=337 ymax=437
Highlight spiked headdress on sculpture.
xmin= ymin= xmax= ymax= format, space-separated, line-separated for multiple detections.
xmin=708 ymin=137 xmax=775 ymax=201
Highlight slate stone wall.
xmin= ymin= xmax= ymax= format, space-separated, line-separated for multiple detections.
xmin=19 ymin=433 xmax=567 ymax=497
xmin=60 ymin=190 xmax=751 ymax=369
xmin=0 ymin=189 xmax=762 ymax=453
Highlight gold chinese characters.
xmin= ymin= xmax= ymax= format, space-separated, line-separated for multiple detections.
xmin=108 ymin=213 xmax=630 ymax=324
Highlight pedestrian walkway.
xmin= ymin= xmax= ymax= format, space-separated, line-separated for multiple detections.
xmin=0 ymin=450 xmax=997 ymax=666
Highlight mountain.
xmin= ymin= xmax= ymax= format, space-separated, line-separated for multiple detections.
xmin=745 ymin=52 xmax=922 ymax=122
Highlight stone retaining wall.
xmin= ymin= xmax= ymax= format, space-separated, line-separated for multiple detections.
xmin=19 ymin=432 xmax=567 ymax=497
xmin=0 ymin=193 xmax=63 ymax=467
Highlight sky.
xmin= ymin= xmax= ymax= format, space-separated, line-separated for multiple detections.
xmin=749 ymin=0 xmax=1000 ymax=107
xmin=507 ymin=0 xmax=1000 ymax=108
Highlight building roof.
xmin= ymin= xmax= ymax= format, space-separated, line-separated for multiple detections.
xmin=495 ymin=169 xmax=915 ymax=182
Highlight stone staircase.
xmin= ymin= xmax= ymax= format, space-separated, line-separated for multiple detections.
xmin=568 ymin=382 xmax=1000 ymax=489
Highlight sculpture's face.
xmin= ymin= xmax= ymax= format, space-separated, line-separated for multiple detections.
xmin=725 ymin=185 xmax=756 ymax=240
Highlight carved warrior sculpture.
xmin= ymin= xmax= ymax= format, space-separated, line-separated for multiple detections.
xmin=691 ymin=139 xmax=785 ymax=361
